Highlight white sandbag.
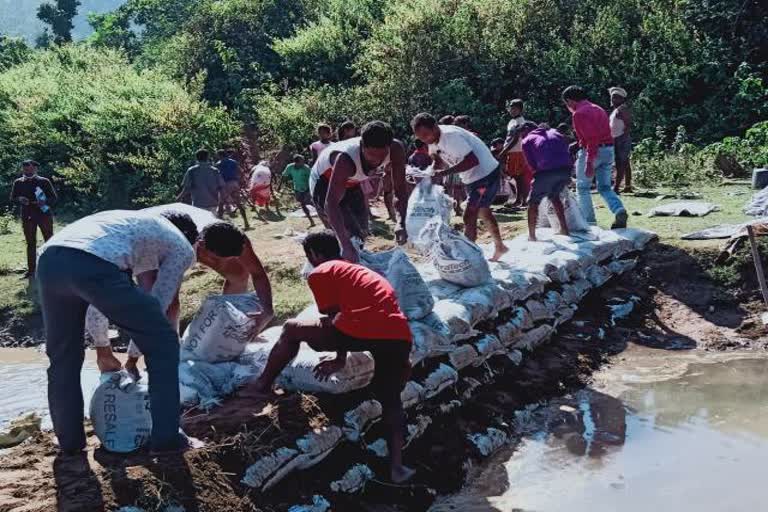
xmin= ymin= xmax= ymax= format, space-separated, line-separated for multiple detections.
xmin=525 ymin=299 xmax=554 ymax=322
xmin=539 ymin=189 xmax=589 ymax=233
xmin=422 ymin=363 xmax=459 ymax=399
xmin=585 ymin=264 xmax=612 ymax=287
xmin=409 ymin=320 xmax=454 ymax=365
xmin=457 ymin=283 xmax=512 ymax=315
xmin=288 ymin=495 xmax=331 ymax=512
xmin=420 ymin=219 xmax=492 ymax=288
xmin=432 ymin=300 xmax=478 ymax=342
xmin=426 ymin=279 xmax=464 ymax=301
xmin=180 ymin=293 xmax=268 ymax=363
xmin=401 ymin=381 xmax=426 ymax=409
xmin=649 ymin=201 xmax=719 ymax=217
xmin=406 ymin=178 xmax=453 ymax=251
xmin=237 ymin=341 xmax=273 ymax=375
xmin=459 ymin=377 xmax=483 ymax=400
xmin=343 ymin=400 xmax=382 ymax=442
xmin=472 ymin=335 xmax=505 ymax=366
xmin=277 ymin=348 xmax=375 ymax=394
xmin=365 ymin=415 xmax=432 ymax=458
xmin=89 ymin=370 xmax=151 ymax=453
xmin=607 ymin=258 xmax=637 ymax=275
xmin=178 ymin=360 xmax=257 ymax=409
xmin=489 ymin=265 xmax=549 ymax=302
xmin=613 ymin=228 xmax=658 ymax=251
xmin=497 ymin=308 xmax=534 ymax=346
xmin=487 ymin=237 xmax=570 ymax=283
xmin=555 ymin=304 xmax=577 ymax=326
xmin=596 ymin=228 xmax=638 ymax=257
xmin=295 ymin=426 xmax=343 ymax=470
xmin=359 ymin=247 xmax=434 ymax=320
xmin=449 ymin=344 xmax=482 ymax=371
xmin=507 ymin=350 xmax=523 ymax=365
xmin=241 ymin=447 xmax=301 ymax=490
xmin=330 ymin=464 xmax=375 ymax=494
xmin=516 ymin=325 xmax=554 ymax=351
xmin=467 ymin=427 xmax=509 ymax=457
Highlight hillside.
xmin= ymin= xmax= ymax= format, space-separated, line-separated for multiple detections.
xmin=0 ymin=0 xmax=125 ymax=42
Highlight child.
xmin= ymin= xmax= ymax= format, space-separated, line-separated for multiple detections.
xmin=280 ymin=154 xmax=315 ymax=227
xmin=309 ymin=124 xmax=333 ymax=162
xmin=499 ymin=99 xmax=533 ymax=208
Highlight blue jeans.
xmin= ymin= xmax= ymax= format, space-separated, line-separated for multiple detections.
xmin=575 ymin=146 xmax=626 ymax=224
xmin=37 ymin=246 xmax=181 ymax=452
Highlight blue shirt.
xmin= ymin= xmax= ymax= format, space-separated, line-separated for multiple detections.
xmin=217 ymin=158 xmax=240 ymax=182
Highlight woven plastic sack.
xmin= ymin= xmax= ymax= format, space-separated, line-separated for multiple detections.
xmin=89 ymin=370 xmax=151 ymax=453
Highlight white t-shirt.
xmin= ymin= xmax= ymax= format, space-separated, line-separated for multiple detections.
xmin=249 ymin=163 xmax=272 ymax=188
xmin=429 ymin=125 xmax=498 ymax=185
xmin=506 ymin=116 xmax=527 ymax=152
xmin=610 ymin=109 xmax=626 ymax=138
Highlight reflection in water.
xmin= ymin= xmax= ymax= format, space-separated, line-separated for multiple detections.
xmin=432 ymin=358 xmax=768 ymax=512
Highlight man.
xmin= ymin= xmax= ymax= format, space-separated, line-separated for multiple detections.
xmin=562 ymin=85 xmax=628 ymax=228
xmin=438 ymin=115 xmax=455 ymax=125
xmin=337 ymin=120 xmax=357 ymax=141
xmin=609 ymin=87 xmax=633 ymax=194
xmin=178 ymin=149 xmax=224 ymax=216
xmin=516 ymin=122 xmax=572 ymax=241
xmin=252 ymin=231 xmax=415 ymax=484
xmin=310 ymin=124 xmax=333 ymax=162
xmin=412 ymin=113 xmax=509 ymax=261
xmin=309 ymin=121 xmax=409 ymax=262
xmin=454 ymin=115 xmax=474 ymax=133
xmin=89 ymin=205 xmax=273 ymax=377
xmin=10 ymin=160 xmax=57 ymax=278
xmin=216 ymin=149 xmax=250 ymax=229
xmin=280 ymin=154 xmax=315 ymax=227
xmin=499 ymin=99 xmax=532 ymax=208
xmin=37 ymin=210 xmax=244 ymax=453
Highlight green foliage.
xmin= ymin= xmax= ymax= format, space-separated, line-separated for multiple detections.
xmin=0 ymin=211 xmax=12 ymax=235
xmin=0 ymin=44 xmax=239 ymax=211
xmin=37 ymin=0 xmax=81 ymax=45
xmin=0 ymin=36 xmax=31 ymax=71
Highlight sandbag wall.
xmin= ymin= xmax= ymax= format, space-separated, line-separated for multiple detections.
xmin=237 ymin=226 xmax=657 ymax=493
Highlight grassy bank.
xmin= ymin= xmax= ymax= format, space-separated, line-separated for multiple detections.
xmin=0 ymin=183 xmax=758 ymax=345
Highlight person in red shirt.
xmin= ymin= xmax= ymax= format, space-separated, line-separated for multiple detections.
xmin=252 ymin=230 xmax=415 ymax=483
xmin=562 ymin=85 xmax=628 ymax=229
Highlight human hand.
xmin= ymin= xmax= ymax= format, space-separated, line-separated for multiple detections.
xmin=313 ymin=357 xmax=346 ymax=381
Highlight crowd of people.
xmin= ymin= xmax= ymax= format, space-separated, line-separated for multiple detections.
xmin=7 ymin=84 xmax=634 ymax=484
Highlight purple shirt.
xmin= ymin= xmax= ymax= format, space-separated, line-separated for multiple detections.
xmin=521 ymin=128 xmax=572 ymax=173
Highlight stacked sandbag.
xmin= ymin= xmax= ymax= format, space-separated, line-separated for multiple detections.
xmin=405 ymin=178 xmax=453 ymax=252
xmin=538 ymin=189 xmax=589 ymax=233
xmin=418 ymin=218 xmax=492 ymax=288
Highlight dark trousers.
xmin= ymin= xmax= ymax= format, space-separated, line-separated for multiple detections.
xmin=23 ymin=214 xmax=53 ymax=274
xmin=37 ymin=247 xmax=181 ymax=452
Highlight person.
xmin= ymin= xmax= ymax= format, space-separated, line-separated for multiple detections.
xmin=309 ymin=121 xmax=409 ymax=262
xmin=490 ymin=138 xmax=505 ymax=158
xmin=10 ymin=160 xmax=57 ymax=279
xmin=454 ymin=115 xmax=474 ymax=133
xmin=252 ymin=231 xmax=415 ymax=483
xmin=436 ymin=116 xmax=466 ymax=216
xmin=337 ymin=120 xmax=357 ymax=141
xmin=438 ymin=115 xmax=455 ymax=125
xmin=249 ymin=161 xmax=273 ymax=213
xmin=178 ymin=149 xmax=224 ymax=216
xmin=498 ymin=99 xmax=532 ymax=208
xmin=412 ymin=113 xmax=509 ymax=261
xmin=36 ymin=210 xmax=245 ymax=454
xmin=408 ymin=139 xmax=432 ymax=170
xmin=513 ymin=122 xmax=573 ymax=241
xmin=88 ymin=206 xmax=273 ymax=377
xmin=216 ymin=149 xmax=250 ymax=229
xmin=562 ymin=85 xmax=628 ymax=228
xmin=280 ymin=154 xmax=315 ymax=227
xmin=309 ymin=124 xmax=333 ymax=162
xmin=609 ymin=86 xmax=633 ymax=194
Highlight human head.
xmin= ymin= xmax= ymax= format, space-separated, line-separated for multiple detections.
xmin=360 ymin=120 xmax=394 ymax=168
xmin=556 ymin=123 xmax=571 ymax=136
xmin=338 ymin=120 xmax=357 ymax=141
xmin=293 ymin=154 xmax=305 ymax=166
xmin=302 ymin=230 xmax=341 ymax=267
xmin=490 ymin=138 xmax=504 ymax=152
xmin=317 ymin=124 xmax=332 ymax=141
xmin=196 ymin=148 xmax=210 ymax=162
xmin=507 ymin=99 xmax=524 ymax=118
xmin=508 ymin=121 xmax=538 ymax=148
xmin=216 ymin=149 xmax=228 ymax=160
xmin=454 ymin=115 xmax=471 ymax=130
xmin=609 ymin=86 xmax=628 ymax=108
xmin=161 ymin=212 xmax=199 ymax=246
xmin=562 ymin=85 xmax=587 ymax=112
xmin=411 ymin=113 xmax=441 ymax=145
xmin=21 ymin=159 xmax=39 ymax=177
xmin=197 ymin=222 xmax=247 ymax=265
xmin=438 ymin=115 xmax=455 ymax=125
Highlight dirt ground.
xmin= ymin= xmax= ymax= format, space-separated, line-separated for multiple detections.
xmin=2 ymin=240 xmax=766 ymax=512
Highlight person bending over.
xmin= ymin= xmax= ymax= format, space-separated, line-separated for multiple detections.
xmin=252 ymin=231 xmax=415 ymax=483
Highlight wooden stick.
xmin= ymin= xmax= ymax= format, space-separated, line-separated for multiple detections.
xmin=747 ymin=225 xmax=768 ymax=307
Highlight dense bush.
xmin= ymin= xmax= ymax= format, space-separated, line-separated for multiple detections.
xmin=0 ymin=44 xmax=239 ymax=211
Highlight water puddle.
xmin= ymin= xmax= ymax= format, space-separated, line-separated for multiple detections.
xmin=432 ymin=357 xmax=768 ymax=512
xmin=0 ymin=348 xmax=112 ymax=429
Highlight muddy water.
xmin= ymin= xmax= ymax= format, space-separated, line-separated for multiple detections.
xmin=432 ymin=352 xmax=768 ymax=512
xmin=0 ymin=348 xmax=114 ymax=429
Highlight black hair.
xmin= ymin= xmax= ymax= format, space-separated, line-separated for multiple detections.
xmin=507 ymin=99 xmax=524 ymax=111
xmin=22 ymin=159 xmax=40 ymax=167
xmin=556 ymin=123 xmax=571 ymax=133
xmin=413 ymin=139 xmax=425 ymax=149
xmin=200 ymin=221 xmax=247 ymax=257
xmin=411 ymin=112 xmax=439 ymax=131
xmin=302 ymin=230 xmax=341 ymax=260
xmin=196 ymin=148 xmax=209 ymax=161
xmin=317 ymin=124 xmax=332 ymax=134
xmin=161 ymin=212 xmax=199 ymax=246
xmin=490 ymin=137 xmax=504 ymax=146
xmin=562 ymin=85 xmax=587 ymax=102
xmin=438 ymin=115 xmax=455 ymax=125
xmin=361 ymin=120 xmax=394 ymax=148
xmin=338 ymin=120 xmax=356 ymax=136
xmin=294 ymin=154 xmax=305 ymax=161
xmin=454 ymin=115 xmax=471 ymax=127
xmin=216 ymin=149 xmax=228 ymax=158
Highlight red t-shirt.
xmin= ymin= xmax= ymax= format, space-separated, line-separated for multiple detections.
xmin=308 ymin=260 xmax=412 ymax=342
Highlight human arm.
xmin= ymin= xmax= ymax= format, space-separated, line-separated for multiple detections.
xmin=307 ymin=272 xmax=347 ymax=378
xmin=238 ymin=237 xmax=274 ymax=317
xmin=151 ymin=240 xmax=194 ymax=315
xmin=521 ymin=139 xmax=538 ymax=173
xmin=177 ymin=169 xmax=192 ymax=202
xmin=40 ymin=178 xmax=57 ymax=208
xmin=10 ymin=180 xmax=30 ymax=206
xmin=619 ymin=105 xmax=632 ymax=134
xmin=324 ymin=153 xmax=359 ymax=262
xmin=433 ymin=152 xmax=479 ymax=179
xmin=389 ymin=140 xmax=409 ymax=241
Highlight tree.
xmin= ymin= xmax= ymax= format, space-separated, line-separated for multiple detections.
xmin=0 ymin=36 xmax=31 ymax=71
xmin=37 ymin=0 xmax=81 ymax=45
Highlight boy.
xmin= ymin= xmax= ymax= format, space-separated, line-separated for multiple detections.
xmin=280 ymin=154 xmax=315 ymax=227
xmin=499 ymin=99 xmax=532 ymax=208
xmin=216 ymin=149 xmax=250 ymax=229
xmin=412 ymin=113 xmax=509 ymax=261
xmin=337 ymin=120 xmax=357 ymax=141
xmin=609 ymin=87 xmax=633 ymax=193
xmin=515 ymin=122 xmax=572 ymax=241
xmin=178 ymin=149 xmax=224 ymax=216
xmin=310 ymin=124 xmax=333 ymax=162
xmin=252 ymin=231 xmax=415 ymax=483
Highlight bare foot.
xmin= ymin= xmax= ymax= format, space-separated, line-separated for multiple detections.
xmin=489 ymin=244 xmax=510 ymax=262
xmin=391 ymin=465 xmax=417 ymax=484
